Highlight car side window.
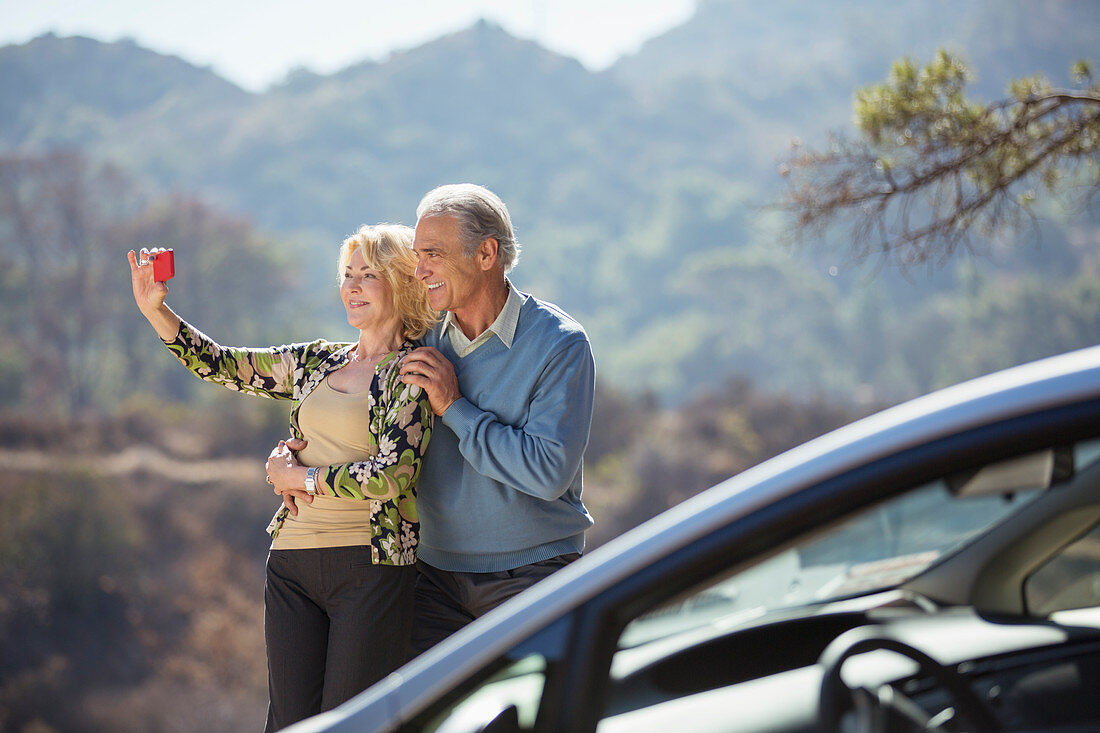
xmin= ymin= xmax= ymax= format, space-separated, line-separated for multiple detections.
xmin=1025 ymin=522 xmax=1100 ymax=616
xmin=418 ymin=654 xmax=548 ymax=733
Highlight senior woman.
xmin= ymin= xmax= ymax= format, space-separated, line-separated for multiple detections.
xmin=127 ymin=224 xmax=436 ymax=731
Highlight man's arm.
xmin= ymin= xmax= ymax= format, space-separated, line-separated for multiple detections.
xmin=403 ymin=339 xmax=595 ymax=501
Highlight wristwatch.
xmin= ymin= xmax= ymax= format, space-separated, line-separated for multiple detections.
xmin=304 ymin=466 xmax=319 ymax=497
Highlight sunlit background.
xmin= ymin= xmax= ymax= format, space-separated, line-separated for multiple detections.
xmin=1 ymin=0 xmax=1097 ymax=730
xmin=2 ymin=0 xmax=697 ymax=90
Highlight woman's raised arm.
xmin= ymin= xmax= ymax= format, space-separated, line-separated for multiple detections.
xmin=128 ymin=248 xmax=182 ymax=342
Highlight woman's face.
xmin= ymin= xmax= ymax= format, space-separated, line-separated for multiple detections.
xmin=340 ymin=246 xmax=398 ymax=334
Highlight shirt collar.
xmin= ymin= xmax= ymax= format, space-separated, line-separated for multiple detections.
xmin=441 ymin=278 xmax=524 ymax=350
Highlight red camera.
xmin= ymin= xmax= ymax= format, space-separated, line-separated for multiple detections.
xmin=151 ymin=249 xmax=175 ymax=282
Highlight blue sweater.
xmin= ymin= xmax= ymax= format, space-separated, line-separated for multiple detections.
xmin=416 ymin=290 xmax=595 ymax=572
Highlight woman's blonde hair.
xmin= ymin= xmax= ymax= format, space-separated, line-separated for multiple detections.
xmin=338 ymin=224 xmax=438 ymax=340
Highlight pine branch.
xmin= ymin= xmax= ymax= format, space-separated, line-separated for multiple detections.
xmin=777 ymin=53 xmax=1100 ymax=267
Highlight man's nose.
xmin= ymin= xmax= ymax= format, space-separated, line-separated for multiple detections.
xmin=414 ymin=259 xmax=428 ymax=280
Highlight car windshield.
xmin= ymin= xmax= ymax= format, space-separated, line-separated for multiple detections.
xmin=619 ymin=442 xmax=1100 ymax=649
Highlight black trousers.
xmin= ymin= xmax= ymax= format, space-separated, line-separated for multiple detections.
xmin=264 ymin=547 xmax=416 ymax=732
xmin=409 ymin=553 xmax=580 ymax=659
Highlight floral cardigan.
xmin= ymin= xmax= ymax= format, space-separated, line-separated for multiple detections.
xmin=164 ymin=321 xmax=432 ymax=565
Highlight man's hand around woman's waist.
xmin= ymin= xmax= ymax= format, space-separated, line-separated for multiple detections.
xmin=267 ymin=437 xmax=312 ymax=516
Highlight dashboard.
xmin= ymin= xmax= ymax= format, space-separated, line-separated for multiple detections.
xmin=599 ymin=599 xmax=1100 ymax=732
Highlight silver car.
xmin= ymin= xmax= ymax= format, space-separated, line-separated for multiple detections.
xmin=292 ymin=345 xmax=1100 ymax=733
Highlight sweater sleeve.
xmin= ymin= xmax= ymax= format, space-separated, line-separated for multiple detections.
xmin=440 ymin=336 xmax=595 ymax=501
xmin=163 ymin=320 xmax=328 ymax=400
xmin=316 ymin=364 xmax=434 ymax=509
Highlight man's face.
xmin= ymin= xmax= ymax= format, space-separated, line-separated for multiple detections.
xmin=413 ymin=215 xmax=486 ymax=313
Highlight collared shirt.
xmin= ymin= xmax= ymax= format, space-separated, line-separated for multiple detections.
xmin=443 ymin=279 xmax=523 ymax=358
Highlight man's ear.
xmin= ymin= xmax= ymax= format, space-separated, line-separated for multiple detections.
xmin=477 ymin=237 xmax=499 ymax=271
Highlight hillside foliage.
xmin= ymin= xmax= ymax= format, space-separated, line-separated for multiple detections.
xmin=0 ymin=375 xmax=864 ymax=731
xmin=1 ymin=2 xmax=1097 ymax=402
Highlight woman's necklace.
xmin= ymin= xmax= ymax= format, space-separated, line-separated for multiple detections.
xmin=349 ymin=346 xmax=394 ymax=364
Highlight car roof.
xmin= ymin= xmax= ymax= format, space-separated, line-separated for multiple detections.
xmin=295 ymin=345 xmax=1100 ymax=732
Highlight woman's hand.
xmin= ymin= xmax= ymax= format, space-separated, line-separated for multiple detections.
xmin=127 ymin=248 xmax=168 ymax=314
xmin=266 ymin=438 xmax=313 ymax=516
xmin=127 ymin=248 xmax=182 ymax=341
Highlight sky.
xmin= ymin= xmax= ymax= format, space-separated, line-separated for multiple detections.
xmin=0 ymin=0 xmax=697 ymax=91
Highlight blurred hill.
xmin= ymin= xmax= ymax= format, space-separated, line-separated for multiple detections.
xmin=613 ymin=0 xmax=1100 ymax=182
xmin=2 ymin=1 xmax=1098 ymax=403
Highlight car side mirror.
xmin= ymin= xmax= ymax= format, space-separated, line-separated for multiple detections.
xmin=947 ymin=446 xmax=1074 ymax=497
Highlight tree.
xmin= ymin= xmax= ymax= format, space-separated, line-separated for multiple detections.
xmin=0 ymin=150 xmax=140 ymax=412
xmin=778 ymin=50 xmax=1100 ymax=266
xmin=0 ymin=149 xmax=295 ymax=414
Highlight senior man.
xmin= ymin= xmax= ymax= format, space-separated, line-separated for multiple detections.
xmin=399 ymin=183 xmax=595 ymax=655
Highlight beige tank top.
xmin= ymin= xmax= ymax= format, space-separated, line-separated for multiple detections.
xmin=271 ymin=374 xmax=379 ymax=550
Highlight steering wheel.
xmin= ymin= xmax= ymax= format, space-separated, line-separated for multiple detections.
xmin=817 ymin=626 xmax=1001 ymax=732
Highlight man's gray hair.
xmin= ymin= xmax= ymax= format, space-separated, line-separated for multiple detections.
xmin=416 ymin=184 xmax=520 ymax=273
